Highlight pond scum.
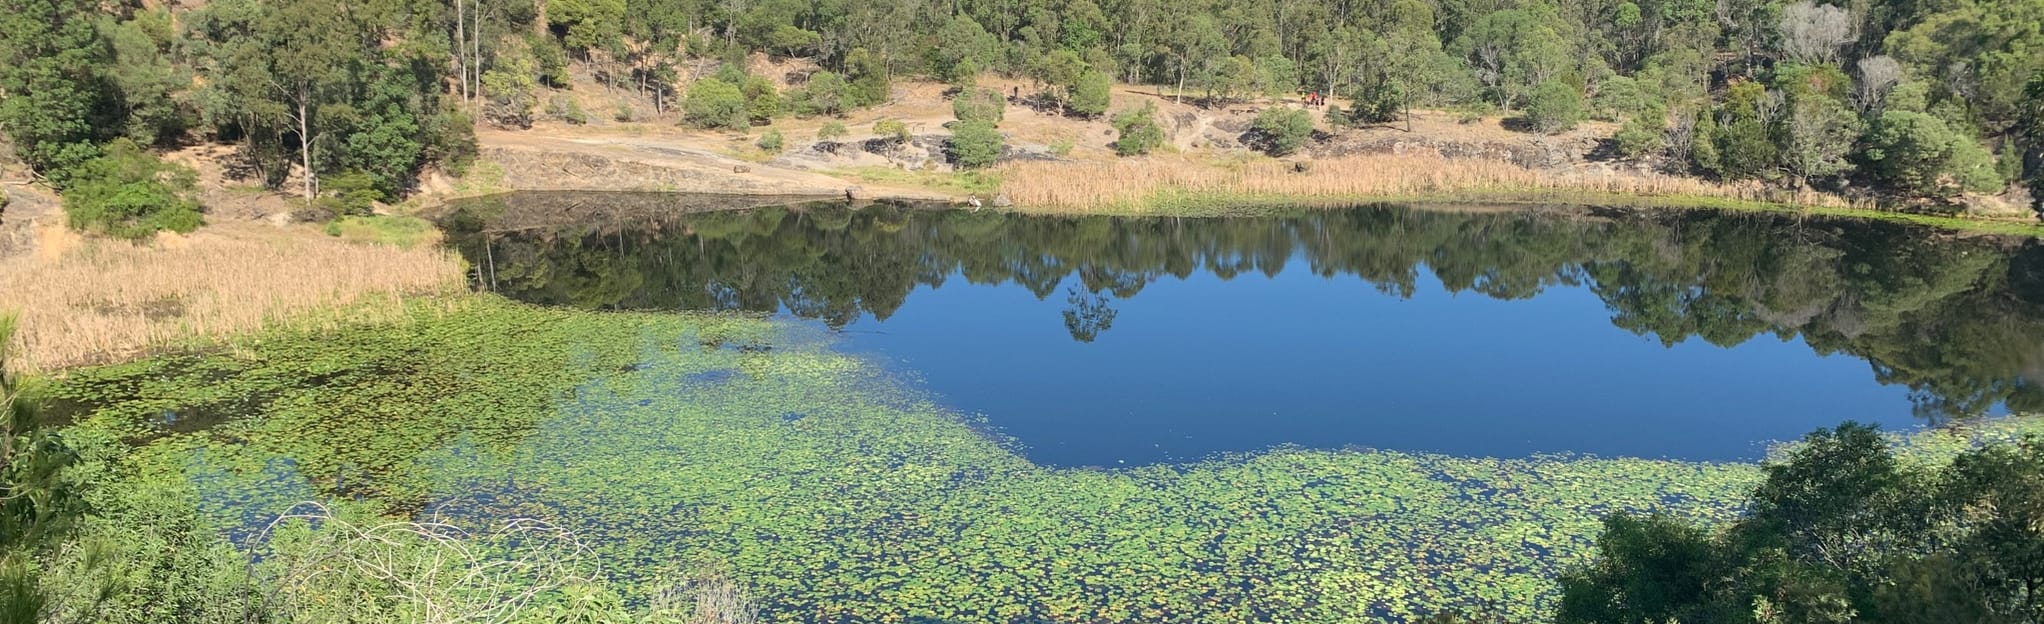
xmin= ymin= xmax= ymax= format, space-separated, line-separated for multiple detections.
xmin=49 ymin=297 xmax=2044 ymax=622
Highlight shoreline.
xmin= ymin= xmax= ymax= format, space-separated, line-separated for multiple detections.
xmin=1004 ymin=188 xmax=2044 ymax=237
xmin=426 ymin=133 xmax=2043 ymax=237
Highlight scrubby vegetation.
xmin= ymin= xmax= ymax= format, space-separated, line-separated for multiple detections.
xmin=1110 ymin=104 xmax=1167 ymax=156
xmin=684 ymin=78 xmax=749 ymax=131
xmin=952 ymin=87 xmax=1007 ymax=126
xmin=948 ymin=121 xmax=1004 ymax=169
xmin=59 ymin=139 xmax=202 ymax=240
xmin=1562 ymin=423 xmax=2044 ymax=622
xmin=1251 ymin=108 xmax=1315 ymax=156
xmin=756 ymin=129 xmax=785 ymax=154
xmin=1523 ymin=81 xmax=1586 ymax=134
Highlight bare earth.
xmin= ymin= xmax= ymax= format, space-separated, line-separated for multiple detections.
xmin=463 ymin=78 xmax=1626 ymax=204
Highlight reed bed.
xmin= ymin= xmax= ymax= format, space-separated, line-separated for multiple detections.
xmin=998 ymin=154 xmax=1851 ymax=212
xmin=0 ymin=222 xmax=468 ymax=372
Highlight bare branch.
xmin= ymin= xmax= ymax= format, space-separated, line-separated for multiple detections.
xmin=1777 ymin=2 xmax=1857 ymax=65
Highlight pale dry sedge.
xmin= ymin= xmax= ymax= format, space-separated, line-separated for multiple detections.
xmin=998 ymin=154 xmax=1853 ymax=212
xmin=0 ymin=222 xmax=467 ymax=372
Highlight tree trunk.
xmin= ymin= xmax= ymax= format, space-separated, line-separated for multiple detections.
xmin=297 ymin=99 xmax=316 ymax=201
xmin=474 ymin=1 xmax=485 ymax=105
xmin=456 ymin=0 xmax=468 ymax=102
xmin=1176 ymin=65 xmax=1186 ymax=104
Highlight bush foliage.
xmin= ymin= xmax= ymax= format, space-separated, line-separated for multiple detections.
xmin=949 ymin=121 xmax=1003 ymax=169
xmin=1251 ymin=107 xmax=1314 ymax=156
xmin=60 ymin=139 xmax=202 ymax=240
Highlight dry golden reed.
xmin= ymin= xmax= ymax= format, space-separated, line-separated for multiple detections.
xmin=0 ymin=222 xmax=467 ymax=372
xmin=998 ymin=154 xmax=1850 ymax=211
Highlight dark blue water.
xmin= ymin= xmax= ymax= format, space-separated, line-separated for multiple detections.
xmin=844 ymin=264 xmax=1907 ymax=465
xmin=443 ymin=195 xmax=2044 ymax=467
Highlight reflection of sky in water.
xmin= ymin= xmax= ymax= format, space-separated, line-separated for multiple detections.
xmin=816 ymin=258 xmax=1927 ymax=467
xmin=440 ymin=203 xmax=2044 ymax=468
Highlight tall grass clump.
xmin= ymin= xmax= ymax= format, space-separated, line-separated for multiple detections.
xmin=998 ymin=154 xmax=1852 ymax=212
xmin=0 ymin=222 xmax=467 ymax=371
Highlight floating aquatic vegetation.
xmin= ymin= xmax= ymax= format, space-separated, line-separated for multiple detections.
xmin=51 ymin=298 xmax=2042 ymax=622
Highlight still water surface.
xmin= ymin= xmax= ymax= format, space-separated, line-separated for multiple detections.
xmin=444 ymin=194 xmax=2044 ymax=467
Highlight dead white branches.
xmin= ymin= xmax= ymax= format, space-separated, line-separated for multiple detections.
xmin=254 ymin=502 xmax=596 ymax=624
xmin=1778 ymin=1 xmax=1858 ymax=65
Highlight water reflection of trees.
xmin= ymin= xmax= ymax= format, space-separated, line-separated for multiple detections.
xmin=443 ymin=197 xmax=2044 ymax=420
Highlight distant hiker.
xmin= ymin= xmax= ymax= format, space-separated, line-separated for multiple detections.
xmin=1011 ymin=86 xmax=1020 ymax=102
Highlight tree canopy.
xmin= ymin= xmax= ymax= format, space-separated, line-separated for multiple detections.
xmin=1 ymin=0 xmax=2040 ymax=220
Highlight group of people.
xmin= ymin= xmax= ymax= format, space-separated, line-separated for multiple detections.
xmin=1301 ymin=91 xmax=1327 ymax=107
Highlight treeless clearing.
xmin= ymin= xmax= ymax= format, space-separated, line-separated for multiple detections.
xmin=0 ymin=222 xmax=467 ymax=372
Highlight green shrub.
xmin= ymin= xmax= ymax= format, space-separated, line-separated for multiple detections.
xmin=949 ymin=121 xmax=1003 ymax=169
xmin=321 ymin=170 xmax=385 ymax=216
xmin=947 ymin=58 xmax=982 ymax=91
xmin=791 ymin=71 xmax=849 ymax=117
xmin=545 ymin=95 xmax=588 ymax=125
xmin=1049 ymin=137 xmax=1076 ymax=157
xmin=1111 ymin=104 xmax=1167 ymax=156
xmin=1341 ymin=82 xmax=1404 ymax=125
xmin=480 ymin=68 xmax=537 ymax=129
xmin=528 ymin=34 xmax=572 ymax=88
xmin=1523 ymin=82 xmax=1586 ymax=134
xmin=1070 ymin=70 xmax=1112 ymax=118
xmin=61 ymin=139 xmax=202 ymax=239
xmin=757 ymin=129 xmax=785 ymax=154
xmin=741 ymin=76 xmax=781 ymax=125
xmin=874 ymin=119 xmax=911 ymax=143
xmin=845 ymin=48 xmax=889 ymax=107
xmin=1863 ymin=110 xmax=2003 ymax=199
xmin=952 ymin=88 xmax=1006 ymax=125
xmin=1688 ymin=110 xmax=1722 ymax=174
xmin=1251 ymin=107 xmax=1314 ymax=156
xmin=817 ymin=122 xmax=849 ymax=140
xmin=1591 ymin=76 xmax=1657 ymax=121
xmin=1614 ymin=108 xmax=1666 ymax=159
xmin=683 ymin=78 xmax=748 ymax=130
xmin=1712 ymin=116 xmax=1777 ymax=180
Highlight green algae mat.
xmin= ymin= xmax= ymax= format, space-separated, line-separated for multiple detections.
xmin=49 ymin=299 xmax=2036 ymax=622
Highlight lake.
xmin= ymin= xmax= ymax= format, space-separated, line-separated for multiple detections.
xmin=57 ymin=193 xmax=2044 ymax=622
xmin=442 ymin=193 xmax=2044 ymax=467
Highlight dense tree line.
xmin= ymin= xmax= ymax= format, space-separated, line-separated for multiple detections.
xmin=2 ymin=0 xmax=2042 ymax=231
xmin=442 ymin=197 xmax=2044 ymax=418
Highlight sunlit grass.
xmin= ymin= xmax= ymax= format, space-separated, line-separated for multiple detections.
xmin=324 ymin=215 xmax=439 ymax=249
xmin=998 ymin=155 xmax=2044 ymax=236
xmin=827 ymin=166 xmax=1003 ymax=196
xmin=0 ymin=222 xmax=468 ymax=372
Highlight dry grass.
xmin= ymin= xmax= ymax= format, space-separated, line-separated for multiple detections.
xmin=0 ymin=222 xmax=467 ymax=372
xmin=998 ymin=154 xmax=1853 ymax=212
